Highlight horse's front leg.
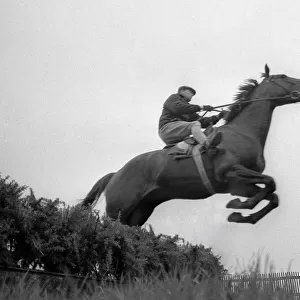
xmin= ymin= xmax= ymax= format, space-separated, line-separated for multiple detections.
xmin=225 ymin=164 xmax=279 ymax=224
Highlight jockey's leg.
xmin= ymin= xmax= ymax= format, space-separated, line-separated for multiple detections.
xmin=191 ymin=122 xmax=207 ymax=146
xmin=191 ymin=122 xmax=223 ymax=149
xmin=158 ymin=120 xmax=222 ymax=148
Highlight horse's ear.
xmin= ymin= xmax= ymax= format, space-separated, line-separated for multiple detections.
xmin=264 ymin=64 xmax=270 ymax=77
xmin=261 ymin=64 xmax=270 ymax=78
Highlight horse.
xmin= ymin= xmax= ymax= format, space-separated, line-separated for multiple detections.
xmin=82 ymin=65 xmax=300 ymax=226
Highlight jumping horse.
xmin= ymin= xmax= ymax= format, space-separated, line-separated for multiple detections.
xmin=82 ymin=65 xmax=300 ymax=226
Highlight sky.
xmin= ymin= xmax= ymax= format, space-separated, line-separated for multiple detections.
xmin=1 ymin=0 xmax=300 ymax=274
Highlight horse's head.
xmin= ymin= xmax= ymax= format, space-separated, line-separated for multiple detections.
xmin=257 ymin=64 xmax=300 ymax=108
xmin=225 ymin=65 xmax=300 ymax=123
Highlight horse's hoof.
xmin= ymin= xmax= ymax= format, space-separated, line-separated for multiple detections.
xmin=226 ymin=198 xmax=241 ymax=209
xmin=228 ymin=212 xmax=243 ymax=222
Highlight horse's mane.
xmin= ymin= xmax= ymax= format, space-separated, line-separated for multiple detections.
xmin=224 ymin=78 xmax=261 ymax=123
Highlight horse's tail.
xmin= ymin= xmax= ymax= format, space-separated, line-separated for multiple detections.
xmin=81 ymin=172 xmax=115 ymax=207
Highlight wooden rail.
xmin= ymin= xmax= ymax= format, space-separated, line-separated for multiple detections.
xmin=223 ymin=272 xmax=300 ymax=296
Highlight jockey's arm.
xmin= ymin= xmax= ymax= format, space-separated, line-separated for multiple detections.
xmin=164 ymin=94 xmax=201 ymax=115
xmin=186 ymin=112 xmax=200 ymax=121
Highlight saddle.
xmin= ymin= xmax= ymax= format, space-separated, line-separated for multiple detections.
xmin=165 ymin=125 xmax=218 ymax=158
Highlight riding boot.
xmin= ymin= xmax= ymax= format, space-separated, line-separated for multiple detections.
xmin=205 ymin=132 xmax=223 ymax=157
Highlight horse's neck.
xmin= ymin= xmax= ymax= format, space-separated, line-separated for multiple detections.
xmin=228 ymin=101 xmax=274 ymax=148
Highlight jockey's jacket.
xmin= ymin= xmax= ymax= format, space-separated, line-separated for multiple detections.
xmin=159 ymin=93 xmax=222 ymax=130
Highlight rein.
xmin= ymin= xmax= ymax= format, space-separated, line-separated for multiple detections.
xmin=200 ymin=81 xmax=300 ymax=117
xmin=212 ymin=92 xmax=300 ymax=111
xmin=202 ymin=79 xmax=300 ymax=117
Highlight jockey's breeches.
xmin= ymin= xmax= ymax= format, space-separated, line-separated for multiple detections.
xmin=158 ymin=120 xmax=206 ymax=145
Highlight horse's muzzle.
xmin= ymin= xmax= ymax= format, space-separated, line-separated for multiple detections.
xmin=290 ymin=90 xmax=300 ymax=101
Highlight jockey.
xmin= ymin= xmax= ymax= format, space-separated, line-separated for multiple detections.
xmin=159 ymin=85 xmax=225 ymax=151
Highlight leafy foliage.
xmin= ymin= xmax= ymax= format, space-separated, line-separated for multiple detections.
xmin=0 ymin=174 xmax=227 ymax=280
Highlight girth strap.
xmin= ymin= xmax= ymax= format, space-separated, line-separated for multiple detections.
xmin=192 ymin=145 xmax=215 ymax=195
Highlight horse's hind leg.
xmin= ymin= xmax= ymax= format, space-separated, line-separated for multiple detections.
xmin=225 ymin=164 xmax=279 ymax=224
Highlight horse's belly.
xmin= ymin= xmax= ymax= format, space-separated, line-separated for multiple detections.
xmin=156 ymin=156 xmax=213 ymax=198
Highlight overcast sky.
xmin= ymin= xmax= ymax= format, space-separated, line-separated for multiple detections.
xmin=1 ymin=0 xmax=300 ymax=273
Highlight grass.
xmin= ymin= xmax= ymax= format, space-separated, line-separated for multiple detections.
xmin=0 ymin=257 xmax=298 ymax=300
xmin=0 ymin=274 xmax=296 ymax=300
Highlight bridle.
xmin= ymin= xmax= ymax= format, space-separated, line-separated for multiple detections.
xmin=203 ymin=78 xmax=300 ymax=114
xmin=269 ymin=77 xmax=300 ymax=99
